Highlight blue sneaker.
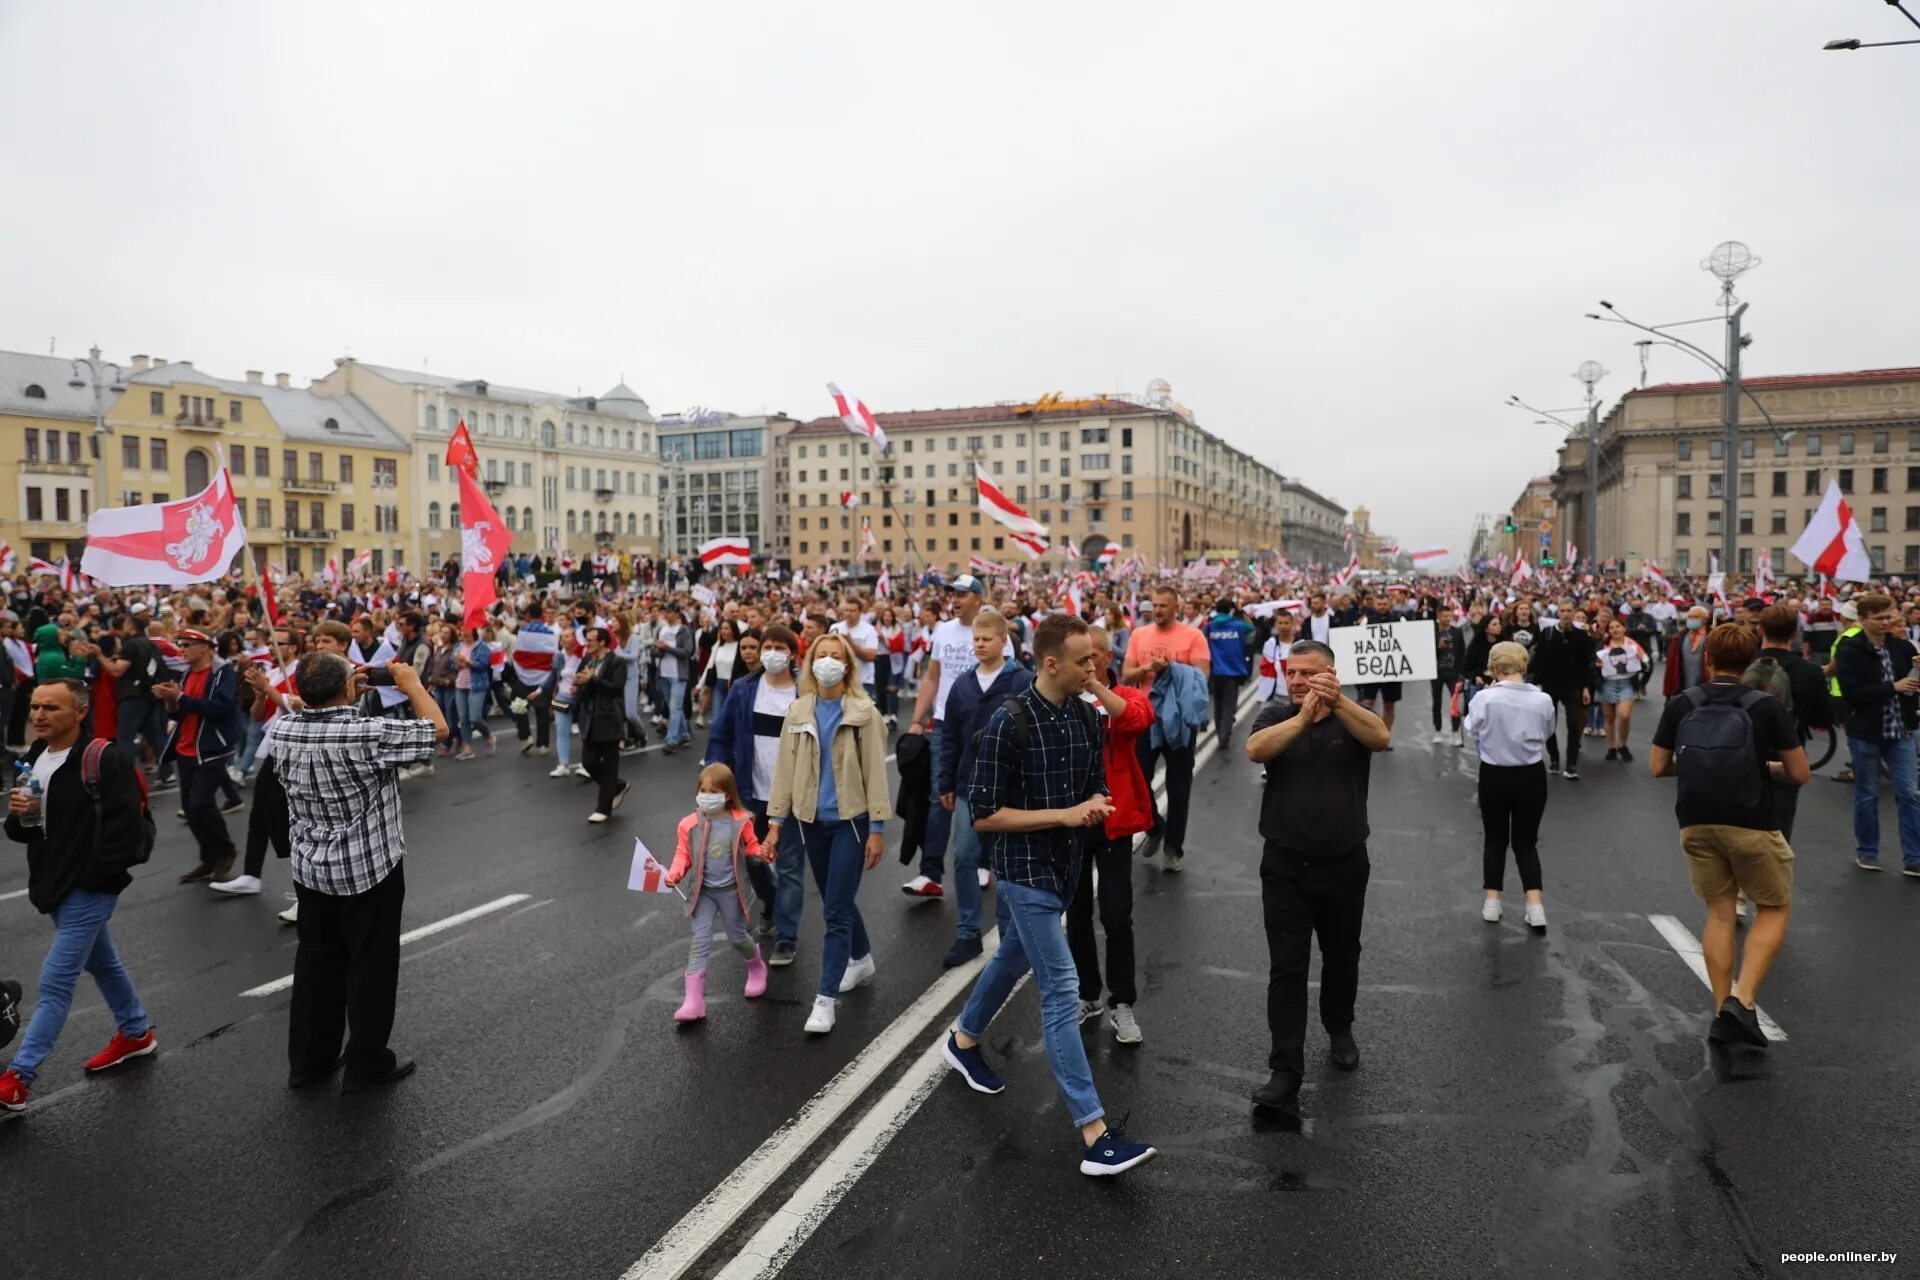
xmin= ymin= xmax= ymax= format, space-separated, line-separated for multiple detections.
xmin=942 ymin=1032 xmax=1005 ymax=1095
xmin=1079 ymin=1114 xmax=1156 ymax=1177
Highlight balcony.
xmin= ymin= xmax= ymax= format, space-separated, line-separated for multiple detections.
xmin=594 ymin=530 xmax=616 ymax=547
xmin=484 ymin=479 xmax=509 ymax=497
xmin=283 ymin=527 xmax=335 ymax=543
xmin=593 ymin=487 xmax=616 ymax=501
xmin=16 ymin=520 xmax=86 ymax=540
xmin=19 ymin=460 xmax=90 ymax=477
xmin=174 ymin=412 xmax=225 ymax=432
xmin=283 ymin=476 xmax=338 ymax=495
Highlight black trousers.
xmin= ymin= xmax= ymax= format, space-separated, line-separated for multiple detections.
xmin=580 ymin=738 xmax=622 ymax=815
xmin=1209 ymin=675 xmax=1242 ymax=746
xmin=242 ymin=756 xmax=290 ymax=878
xmin=742 ymin=799 xmax=775 ymax=924
xmin=1136 ymin=737 xmax=1195 ymax=851
xmin=289 ymin=861 xmax=405 ymax=1084
xmin=1431 ymin=677 xmax=1461 ymax=731
xmin=510 ymin=676 xmax=552 ymax=747
xmin=1478 ymin=761 xmax=1546 ymax=892
xmin=1540 ymin=689 xmax=1585 ymax=771
xmin=1260 ymin=841 xmax=1369 ymax=1077
xmin=176 ymin=756 xmax=236 ymax=868
xmin=1066 ymin=833 xmax=1137 ymax=1007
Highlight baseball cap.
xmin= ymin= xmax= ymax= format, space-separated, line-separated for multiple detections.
xmin=175 ymin=628 xmax=212 ymax=646
xmin=947 ymin=574 xmax=984 ymax=595
xmin=1839 ymin=600 xmax=1859 ymax=621
xmin=128 ymin=601 xmax=149 ymax=615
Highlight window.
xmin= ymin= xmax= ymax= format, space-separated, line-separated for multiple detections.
xmin=1082 ymin=454 xmax=1109 ymax=470
xmin=1772 ymin=472 xmax=1787 ymax=496
xmin=1771 ymin=510 xmax=1788 ymax=535
xmin=115 ymin=437 xmax=137 ymax=469
xmin=1708 ymin=474 xmax=1724 ymax=498
xmin=1871 ymin=545 xmax=1887 ymax=572
xmin=1706 ymin=511 xmax=1723 ymax=536
xmin=966 ymin=436 xmax=984 ymax=453
xmin=1806 ymin=435 xmax=1822 ymax=456
xmin=1740 ymin=438 xmax=1755 ymax=460
xmin=946 ymin=438 xmax=956 ymax=452
xmin=1874 ymin=467 xmax=1889 ymax=493
xmin=1806 ymin=470 xmax=1822 ymax=496
xmin=1839 ymin=469 xmax=1855 ymax=493
xmin=1737 ymin=547 xmax=1753 ymax=573
xmin=250 ymin=447 xmax=266 ymax=477
xmin=1840 ymin=433 xmax=1856 ymax=455
xmin=65 ymin=432 xmax=79 ymax=462
xmin=305 ymin=452 xmax=322 ymax=481
xmin=150 ymin=440 xmax=168 ymax=471
xmin=1773 ymin=435 xmax=1790 ymax=457
xmin=1676 ymin=439 xmax=1693 ymax=461
xmin=1909 ymin=546 xmax=1920 ymax=573
xmin=148 ymin=391 xmax=164 ymax=415
xmin=1122 ymin=506 xmax=1133 ymax=521
xmin=54 ymin=490 xmax=69 ymax=522
xmin=1709 ymin=439 xmax=1724 ymax=461
xmin=226 ymin=443 xmax=246 ymax=476
xmin=425 ymin=405 xmax=438 ymax=430
xmin=1909 ymin=507 xmax=1920 ymax=533
xmin=336 ymin=456 xmax=352 ymax=484
xmin=1738 ymin=510 xmax=1753 ymax=535
xmin=1121 ymin=455 xmax=1133 ymax=475
xmin=1738 ymin=473 xmax=1754 ymax=498
xmin=255 ymin=499 xmax=270 ymax=529
xmin=541 ymin=421 xmax=556 ymax=448
xmin=1675 ymin=548 xmax=1690 ymax=573
xmin=282 ymin=449 xmax=296 ymax=480
xmin=309 ymin=501 xmax=324 ymax=529
xmin=24 ymin=488 xmax=42 ymax=521
xmin=1875 ymin=431 xmax=1890 ymax=454
xmin=1677 ymin=474 xmax=1692 ymax=499
xmin=1675 ymin=512 xmax=1691 ymax=536
xmin=228 ymin=400 xmax=243 ymax=423
xmin=1122 ymin=481 xmax=1133 ymax=499
xmin=521 ymin=462 xmax=532 ymax=486
xmin=1870 ymin=507 xmax=1888 ymax=532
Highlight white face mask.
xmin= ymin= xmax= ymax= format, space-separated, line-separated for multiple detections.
xmin=812 ymin=656 xmax=848 ymax=688
xmin=761 ymin=650 xmax=791 ymax=675
xmin=695 ymin=791 xmax=727 ymax=813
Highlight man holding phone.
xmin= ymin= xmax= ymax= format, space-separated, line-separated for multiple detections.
xmin=1834 ymin=592 xmax=1920 ymax=875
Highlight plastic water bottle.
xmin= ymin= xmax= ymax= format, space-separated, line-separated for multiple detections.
xmin=14 ymin=761 xmax=41 ymax=829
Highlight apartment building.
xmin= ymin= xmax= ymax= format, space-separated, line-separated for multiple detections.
xmin=656 ymin=412 xmax=799 ymax=563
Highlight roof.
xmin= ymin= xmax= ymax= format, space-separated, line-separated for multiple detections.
xmin=0 ymin=349 xmax=114 ymax=421
xmin=349 ymin=360 xmax=653 ymax=421
xmin=594 ymin=382 xmax=653 ymax=420
xmin=127 ymin=362 xmax=408 ymax=449
xmin=1634 ymin=366 xmax=1920 ymax=397
xmin=1280 ymin=477 xmax=1346 ymax=514
xmin=789 ymin=397 xmax=1158 ymax=436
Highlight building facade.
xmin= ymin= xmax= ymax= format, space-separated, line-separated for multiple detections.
xmin=1504 ymin=475 xmax=1557 ymax=563
xmin=1279 ymin=480 xmax=1347 ymax=567
xmin=0 ymin=350 xmax=113 ymax=565
xmin=1578 ymin=366 xmax=1920 ymax=577
xmin=656 ymin=412 xmax=798 ymax=564
xmin=312 ymin=359 xmax=663 ymax=572
xmin=776 ymin=389 xmax=1305 ymax=576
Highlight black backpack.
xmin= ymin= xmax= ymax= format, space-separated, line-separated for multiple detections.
xmin=1672 ymin=686 xmax=1768 ymax=821
xmin=121 ymin=636 xmax=161 ymax=698
xmin=80 ymin=739 xmax=157 ymax=866
xmin=975 ymin=695 xmax=1101 ymax=804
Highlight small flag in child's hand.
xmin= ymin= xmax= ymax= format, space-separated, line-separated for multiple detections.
xmin=628 ymin=839 xmax=674 ymax=894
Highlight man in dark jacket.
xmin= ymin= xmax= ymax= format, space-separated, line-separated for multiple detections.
xmin=158 ymin=629 xmax=242 ymax=883
xmin=0 ymin=677 xmax=156 ymax=1113
xmin=1531 ymin=599 xmax=1598 ymax=779
xmin=1834 ymin=592 xmax=1920 ymax=873
xmin=1756 ymin=605 xmax=1832 ymax=841
xmin=574 ymin=626 xmax=631 ymax=823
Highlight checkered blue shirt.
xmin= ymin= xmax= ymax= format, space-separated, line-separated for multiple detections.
xmin=965 ymin=687 xmax=1106 ymax=897
xmin=268 ymin=705 xmax=439 ymax=896
xmin=1877 ymin=643 xmax=1909 ymax=742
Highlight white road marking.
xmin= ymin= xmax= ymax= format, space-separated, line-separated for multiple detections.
xmin=0 ymin=888 xmax=28 ymax=903
xmin=1646 ymin=913 xmax=1788 ymax=1042
xmin=621 ymin=927 xmax=1003 ymax=1280
xmin=238 ymin=893 xmax=532 ymax=997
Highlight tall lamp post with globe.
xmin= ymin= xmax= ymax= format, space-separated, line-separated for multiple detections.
xmin=1506 ymin=359 xmax=1605 ymax=569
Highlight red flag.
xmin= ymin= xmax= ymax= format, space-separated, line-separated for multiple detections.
xmin=456 ymin=467 xmax=512 ymax=629
xmin=446 ymin=418 xmax=480 ymax=479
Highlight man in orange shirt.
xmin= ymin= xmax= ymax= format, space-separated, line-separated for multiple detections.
xmin=1122 ymin=587 xmax=1211 ymax=870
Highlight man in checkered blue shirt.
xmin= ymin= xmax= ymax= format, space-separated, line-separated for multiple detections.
xmin=941 ymin=614 xmax=1157 ymax=1178
xmin=270 ymin=650 xmax=447 ymax=1094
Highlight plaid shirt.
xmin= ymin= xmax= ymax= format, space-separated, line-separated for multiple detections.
xmin=1877 ymin=642 xmax=1908 ymax=742
xmin=268 ymin=705 xmax=438 ymax=896
xmin=966 ymin=686 xmax=1106 ymax=897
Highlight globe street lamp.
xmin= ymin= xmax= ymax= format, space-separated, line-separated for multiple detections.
xmin=1506 ymin=361 xmax=1603 ymax=569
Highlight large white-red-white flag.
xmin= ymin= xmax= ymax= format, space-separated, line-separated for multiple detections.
xmin=81 ymin=469 xmax=248 ymax=587
xmin=699 ymin=535 xmax=753 ymax=568
xmin=1096 ymin=544 xmax=1119 ymax=571
xmin=827 ymin=383 xmax=888 ymax=454
xmin=1790 ymin=479 xmax=1873 ymax=582
xmin=875 ymin=567 xmax=891 ymax=598
xmin=457 ymin=467 xmax=513 ymax=629
xmin=1641 ymin=560 xmax=1671 ymax=591
xmin=1407 ymin=546 xmax=1448 ymax=564
xmin=1009 ymin=530 xmax=1049 ymax=559
xmin=975 ymin=465 xmax=1047 ymax=540
xmin=346 ymin=550 xmax=374 ymax=578
xmin=1330 ymin=555 xmax=1360 ymax=588
xmin=968 ymin=554 xmax=1015 ymax=576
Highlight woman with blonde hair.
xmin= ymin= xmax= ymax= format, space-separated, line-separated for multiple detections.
xmin=765 ymin=632 xmax=892 ymax=1035
xmin=1464 ymin=641 xmax=1557 ymax=931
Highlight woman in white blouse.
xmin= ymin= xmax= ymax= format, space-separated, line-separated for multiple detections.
xmin=1464 ymin=641 xmax=1558 ymax=931
xmin=1593 ymin=616 xmax=1647 ymax=764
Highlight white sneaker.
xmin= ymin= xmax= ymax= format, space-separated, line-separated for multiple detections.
xmin=805 ymin=995 xmax=837 ymax=1034
xmin=1481 ymin=898 xmax=1502 ymax=923
xmin=901 ymin=875 xmax=943 ymax=899
xmin=1431 ymin=730 xmax=1446 ymax=745
xmin=1524 ymin=903 xmax=1547 ymax=931
xmin=1452 ymin=730 xmax=1465 ymax=747
xmin=587 ymin=811 xmax=609 ymax=824
xmin=278 ymin=895 xmax=300 ymax=925
xmin=549 ymin=764 xmax=571 ymax=778
xmin=1107 ymin=1003 xmax=1144 ymax=1045
xmin=1077 ymin=999 xmax=1104 ymax=1025
xmin=838 ymin=953 xmax=876 ymax=993
xmin=977 ymin=867 xmax=992 ymax=889
xmin=573 ymin=763 xmax=591 ymax=778
xmin=209 ymin=874 xmax=262 ymax=896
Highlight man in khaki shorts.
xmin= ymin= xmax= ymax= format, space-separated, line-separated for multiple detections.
xmin=1649 ymin=623 xmax=1809 ymax=1048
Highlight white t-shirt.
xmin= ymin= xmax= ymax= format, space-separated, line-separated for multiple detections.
xmin=750 ymin=678 xmax=798 ymax=800
xmin=32 ymin=745 xmax=71 ymax=815
xmin=930 ymin=619 xmax=1015 ymax=721
xmin=974 ymin=663 xmax=1005 ymax=693
xmin=831 ymin=619 xmax=882 ymax=688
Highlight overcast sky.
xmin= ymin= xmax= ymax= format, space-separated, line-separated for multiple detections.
xmin=3 ymin=2 xmax=1913 ymax=558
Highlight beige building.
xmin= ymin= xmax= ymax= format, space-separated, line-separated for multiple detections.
xmin=1504 ymin=475 xmax=1557 ymax=563
xmin=312 ymin=359 xmax=663 ymax=571
xmin=775 ymin=389 xmax=1301 ymax=575
xmin=1573 ymin=365 xmax=1920 ymax=576
xmin=0 ymin=350 xmax=112 ymax=564
xmin=1280 ymin=480 xmax=1347 ymax=567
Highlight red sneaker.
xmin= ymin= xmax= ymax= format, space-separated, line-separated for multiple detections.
xmin=0 ymin=1068 xmax=29 ymax=1112
xmin=84 ymin=1028 xmax=157 ymax=1073
xmin=901 ymin=875 xmax=944 ymax=898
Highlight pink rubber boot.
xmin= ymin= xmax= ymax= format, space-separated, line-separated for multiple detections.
xmin=743 ymin=947 xmax=769 ymax=999
xmin=673 ymin=971 xmax=708 ymax=1022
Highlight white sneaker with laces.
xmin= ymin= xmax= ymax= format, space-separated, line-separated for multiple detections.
xmin=838 ymin=953 xmax=876 ymax=993
xmin=587 ymin=811 xmax=609 ymax=825
xmin=278 ymin=896 xmax=300 ymax=925
xmin=549 ymin=764 xmax=571 ymax=778
xmin=805 ymin=995 xmax=837 ymax=1034
xmin=1481 ymin=898 xmax=1502 ymax=923
xmin=1452 ymin=729 xmax=1465 ymax=747
xmin=1107 ymin=1003 xmax=1144 ymax=1045
xmin=1431 ymin=730 xmax=1446 ymax=745
xmin=209 ymin=874 xmax=262 ymax=896
xmin=1524 ymin=903 xmax=1548 ymax=930
xmin=573 ymin=764 xmax=591 ymax=778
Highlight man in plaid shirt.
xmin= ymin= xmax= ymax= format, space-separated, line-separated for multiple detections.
xmin=941 ymin=614 xmax=1157 ymax=1177
xmin=270 ymin=650 xmax=447 ymax=1093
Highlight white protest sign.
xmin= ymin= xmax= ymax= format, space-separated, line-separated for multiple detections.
xmin=1328 ymin=620 xmax=1436 ymax=683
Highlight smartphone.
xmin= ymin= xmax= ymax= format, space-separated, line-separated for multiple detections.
xmin=362 ymin=668 xmax=397 ymax=687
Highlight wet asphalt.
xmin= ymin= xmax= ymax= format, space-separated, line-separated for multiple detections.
xmin=2 ymin=690 xmax=1916 ymax=1280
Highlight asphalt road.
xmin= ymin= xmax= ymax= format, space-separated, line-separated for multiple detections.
xmin=3 ymin=689 xmax=1915 ymax=1280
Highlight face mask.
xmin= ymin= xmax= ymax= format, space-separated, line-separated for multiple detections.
xmin=1572 ymin=619 xmax=1587 ymax=630
xmin=696 ymin=791 xmax=727 ymax=813
xmin=762 ymin=650 xmax=791 ymax=675
xmin=1686 ymin=618 xmax=1704 ymax=631
xmin=812 ymin=656 xmax=847 ymax=688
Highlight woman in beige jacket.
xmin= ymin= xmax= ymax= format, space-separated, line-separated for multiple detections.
xmin=765 ymin=633 xmax=892 ymax=1034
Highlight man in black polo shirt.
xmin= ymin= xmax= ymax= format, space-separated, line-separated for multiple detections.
xmin=1244 ymin=639 xmax=1391 ymax=1110
xmin=1754 ymin=604 xmax=1830 ymax=842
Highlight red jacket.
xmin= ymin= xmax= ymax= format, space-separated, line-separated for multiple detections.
xmin=1097 ymin=684 xmax=1157 ymax=840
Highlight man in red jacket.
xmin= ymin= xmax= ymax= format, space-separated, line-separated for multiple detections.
xmin=1066 ymin=627 xmax=1157 ymax=1046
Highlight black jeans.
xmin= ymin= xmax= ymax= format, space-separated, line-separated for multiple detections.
xmin=742 ymin=799 xmax=775 ymax=925
xmin=289 ymin=862 xmax=405 ymax=1085
xmin=1260 ymin=841 xmax=1370 ymax=1077
xmin=242 ymin=756 xmax=290 ymax=878
xmin=1478 ymin=761 xmax=1546 ymax=892
xmin=115 ymin=697 xmax=168 ymax=767
xmin=1431 ymin=677 xmax=1461 ymax=732
xmin=1136 ymin=737 xmax=1195 ymax=852
xmin=1066 ymin=833 xmax=1136 ymax=1007
xmin=1209 ymin=675 xmax=1243 ymax=746
xmin=176 ymin=756 xmax=235 ymax=869
xmin=1540 ymin=689 xmax=1585 ymax=771
xmin=510 ymin=676 xmax=552 ymax=747
xmin=580 ymin=738 xmax=622 ymax=815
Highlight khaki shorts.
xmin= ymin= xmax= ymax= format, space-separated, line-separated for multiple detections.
xmin=1678 ymin=824 xmax=1794 ymax=907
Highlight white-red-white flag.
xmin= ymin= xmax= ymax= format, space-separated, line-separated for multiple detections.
xmin=698 ymin=535 xmax=752 ymax=568
xmin=1330 ymin=555 xmax=1360 ymax=588
xmin=968 ymin=554 xmax=1015 ymax=576
xmin=1511 ymin=558 xmax=1534 ymax=586
xmin=81 ymin=469 xmax=248 ymax=587
xmin=875 ymin=567 xmax=891 ymax=598
xmin=1096 ymin=544 xmax=1118 ymax=570
xmin=1009 ymin=530 xmax=1048 ymax=559
xmin=1790 ymin=479 xmax=1873 ymax=582
xmin=321 ymin=557 xmax=341 ymax=587
xmin=1063 ymin=537 xmax=1081 ymax=562
xmin=627 ymin=838 xmax=676 ymax=894
xmin=838 ymin=491 xmax=861 ymax=511
xmin=0 ymin=544 xmax=15 ymax=575
xmin=827 ymin=383 xmax=888 ymax=454
xmin=860 ymin=516 xmax=875 ymax=556
xmin=975 ymin=465 xmax=1047 ymax=540
xmin=1058 ymin=578 xmax=1083 ymax=617
xmin=59 ymin=558 xmax=81 ymax=593
xmin=346 ymin=550 xmax=374 ymax=578
xmin=1408 ymin=547 xmax=1448 ymax=564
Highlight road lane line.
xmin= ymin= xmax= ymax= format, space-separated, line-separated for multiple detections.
xmin=621 ymin=926 xmax=1004 ymax=1280
xmin=239 ymin=893 xmax=532 ymax=997
xmin=1 ymin=888 xmax=27 ymax=903
xmin=1646 ymin=913 xmax=1788 ymax=1042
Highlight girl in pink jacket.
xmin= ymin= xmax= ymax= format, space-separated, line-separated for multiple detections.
xmin=665 ymin=764 xmax=773 ymax=1023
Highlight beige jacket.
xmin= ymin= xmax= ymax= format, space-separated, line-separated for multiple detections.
xmin=766 ymin=692 xmax=894 ymax=826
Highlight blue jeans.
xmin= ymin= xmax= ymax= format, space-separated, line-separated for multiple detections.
xmin=1848 ymin=734 xmax=1920 ymax=867
xmin=800 ymin=817 xmax=872 ymax=998
xmin=711 ymin=683 xmax=731 ymax=735
xmin=957 ymin=880 xmax=1104 ymax=1128
xmin=555 ymin=707 xmax=574 ymax=768
xmin=666 ymin=678 xmax=691 ymax=746
xmin=951 ymin=796 xmax=986 ymax=941
xmin=9 ymin=889 xmax=149 ymax=1084
xmin=239 ymin=717 xmax=268 ymax=775
xmin=433 ymin=688 xmax=460 ymax=745
xmin=772 ymin=810 xmax=808 ymax=945
xmin=461 ymin=687 xmax=494 ymax=744
xmin=921 ymin=722 xmax=952 ymax=883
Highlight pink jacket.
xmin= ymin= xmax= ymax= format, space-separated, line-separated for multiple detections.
xmin=668 ymin=808 xmax=769 ymax=917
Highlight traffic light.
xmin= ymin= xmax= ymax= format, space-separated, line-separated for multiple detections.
xmin=1504 ymin=519 xmax=1516 ymax=533
xmin=1540 ymin=554 xmax=1555 ymax=567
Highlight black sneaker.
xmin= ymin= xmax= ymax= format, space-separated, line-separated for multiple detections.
xmin=942 ymin=1032 xmax=1006 ymax=1095
xmin=942 ymin=936 xmax=984 ymax=968
xmin=1329 ymin=1030 xmax=1360 ymax=1071
xmin=1563 ymin=768 xmax=1581 ymax=781
xmin=1709 ymin=997 xmax=1768 ymax=1048
xmin=768 ymin=939 xmax=797 ymax=968
xmin=1604 ymin=748 xmax=1618 ymax=762
xmin=0 ymin=978 xmax=21 ymax=1052
xmin=1619 ymin=746 xmax=1634 ymax=763
xmin=1079 ymin=1114 xmax=1156 ymax=1177
xmin=1251 ymin=1069 xmax=1302 ymax=1109
xmin=220 ymin=799 xmax=246 ymax=816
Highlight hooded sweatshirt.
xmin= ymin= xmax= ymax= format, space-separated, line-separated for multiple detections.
xmin=33 ymin=623 xmax=86 ymax=683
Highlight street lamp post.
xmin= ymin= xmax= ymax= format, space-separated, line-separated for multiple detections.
xmin=1506 ymin=364 xmax=1602 ymax=569
xmin=1826 ymin=0 xmax=1920 ymax=48
xmin=66 ymin=345 xmax=125 ymax=529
